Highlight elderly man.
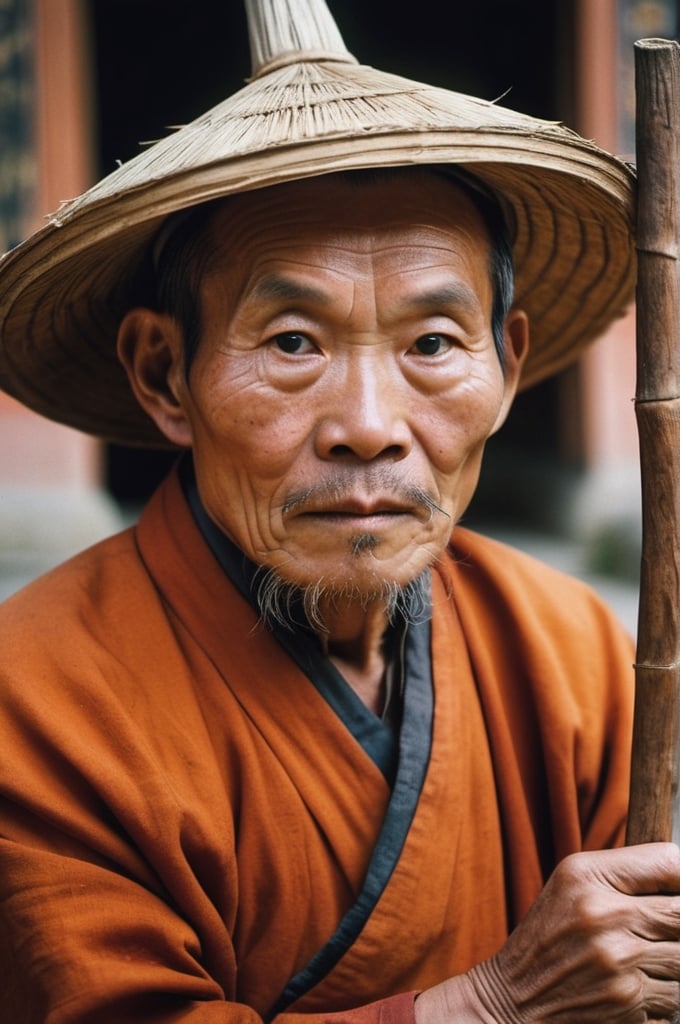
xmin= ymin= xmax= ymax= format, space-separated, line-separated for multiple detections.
xmin=1 ymin=1 xmax=679 ymax=1022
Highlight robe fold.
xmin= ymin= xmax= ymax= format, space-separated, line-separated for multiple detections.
xmin=0 ymin=468 xmax=634 ymax=1023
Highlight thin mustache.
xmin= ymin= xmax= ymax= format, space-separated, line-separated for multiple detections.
xmin=281 ymin=480 xmax=450 ymax=521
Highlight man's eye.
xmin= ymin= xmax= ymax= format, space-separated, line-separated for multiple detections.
xmin=412 ymin=334 xmax=452 ymax=356
xmin=272 ymin=332 xmax=313 ymax=354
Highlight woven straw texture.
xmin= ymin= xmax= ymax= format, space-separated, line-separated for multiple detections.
xmin=0 ymin=0 xmax=635 ymax=447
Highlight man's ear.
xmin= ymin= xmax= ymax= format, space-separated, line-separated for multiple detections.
xmin=490 ymin=307 xmax=530 ymax=435
xmin=117 ymin=308 xmax=193 ymax=448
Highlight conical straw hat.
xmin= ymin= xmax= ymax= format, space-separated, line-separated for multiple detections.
xmin=0 ymin=0 xmax=635 ymax=447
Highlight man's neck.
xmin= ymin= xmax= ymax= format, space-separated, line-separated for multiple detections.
xmin=318 ymin=597 xmax=392 ymax=714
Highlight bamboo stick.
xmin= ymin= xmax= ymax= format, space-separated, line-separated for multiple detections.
xmin=626 ymin=38 xmax=680 ymax=846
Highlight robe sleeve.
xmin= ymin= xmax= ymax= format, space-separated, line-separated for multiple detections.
xmin=0 ymin=833 xmax=417 ymax=1024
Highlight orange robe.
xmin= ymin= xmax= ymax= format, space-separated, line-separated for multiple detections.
xmin=0 ymin=469 xmax=634 ymax=1023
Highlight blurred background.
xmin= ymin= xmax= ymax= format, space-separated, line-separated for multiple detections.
xmin=2 ymin=0 xmax=674 ymax=632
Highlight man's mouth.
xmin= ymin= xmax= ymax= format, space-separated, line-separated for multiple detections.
xmin=293 ymin=500 xmax=417 ymax=524
xmin=281 ymin=481 xmax=450 ymax=524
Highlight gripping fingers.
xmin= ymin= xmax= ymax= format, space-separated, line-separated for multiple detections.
xmin=637 ymin=938 xmax=680 ymax=979
xmin=635 ymin=894 xmax=680 ymax=941
xmin=644 ymin=976 xmax=680 ymax=1019
xmin=634 ymin=935 xmax=680 ymax=1018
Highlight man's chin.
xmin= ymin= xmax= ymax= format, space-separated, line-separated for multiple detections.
xmin=252 ymin=562 xmax=431 ymax=634
xmin=271 ymin=530 xmax=445 ymax=587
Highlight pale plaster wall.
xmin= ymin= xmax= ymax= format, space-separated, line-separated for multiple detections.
xmin=0 ymin=0 xmax=123 ymax=600
xmin=559 ymin=0 xmax=642 ymax=570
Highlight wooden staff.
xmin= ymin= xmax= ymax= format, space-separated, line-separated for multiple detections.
xmin=626 ymin=38 xmax=680 ymax=846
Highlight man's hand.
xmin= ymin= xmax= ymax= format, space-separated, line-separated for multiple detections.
xmin=416 ymin=843 xmax=680 ymax=1023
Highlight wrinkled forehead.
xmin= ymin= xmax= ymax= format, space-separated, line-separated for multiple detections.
xmin=154 ymin=168 xmax=496 ymax=273
xmin=217 ymin=168 xmax=490 ymax=242
xmin=200 ymin=171 xmax=496 ymax=294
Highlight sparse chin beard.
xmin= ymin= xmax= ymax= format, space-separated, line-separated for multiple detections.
xmin=252 ymin=565 xmax=431 ymax=635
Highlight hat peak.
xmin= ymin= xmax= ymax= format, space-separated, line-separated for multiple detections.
xmin=244 ymin=0 xmax=357 ymax=77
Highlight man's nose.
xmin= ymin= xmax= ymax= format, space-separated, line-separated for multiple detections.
xmin=314 ymin=354 xmax=412 ymax=462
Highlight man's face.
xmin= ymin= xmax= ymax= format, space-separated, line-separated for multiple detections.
xmin=151 ymin=173 xmax=526 ymax=594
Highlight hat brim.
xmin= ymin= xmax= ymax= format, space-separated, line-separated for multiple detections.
xmin=0 ymin=60 xmax=636 ymax=447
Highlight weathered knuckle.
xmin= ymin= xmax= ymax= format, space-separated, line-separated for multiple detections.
xmin=586 ymin=931 xmax=627 ymax=974
xmin=611 ymin=968 xmax=646 ymax=1010
xmin=575 ymin=895 xmax=605 ymax=930
xmin=552 ymin=851 xmax=585 ymax=886
xmin=565 ymin=889 xmax=619 ymax=937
